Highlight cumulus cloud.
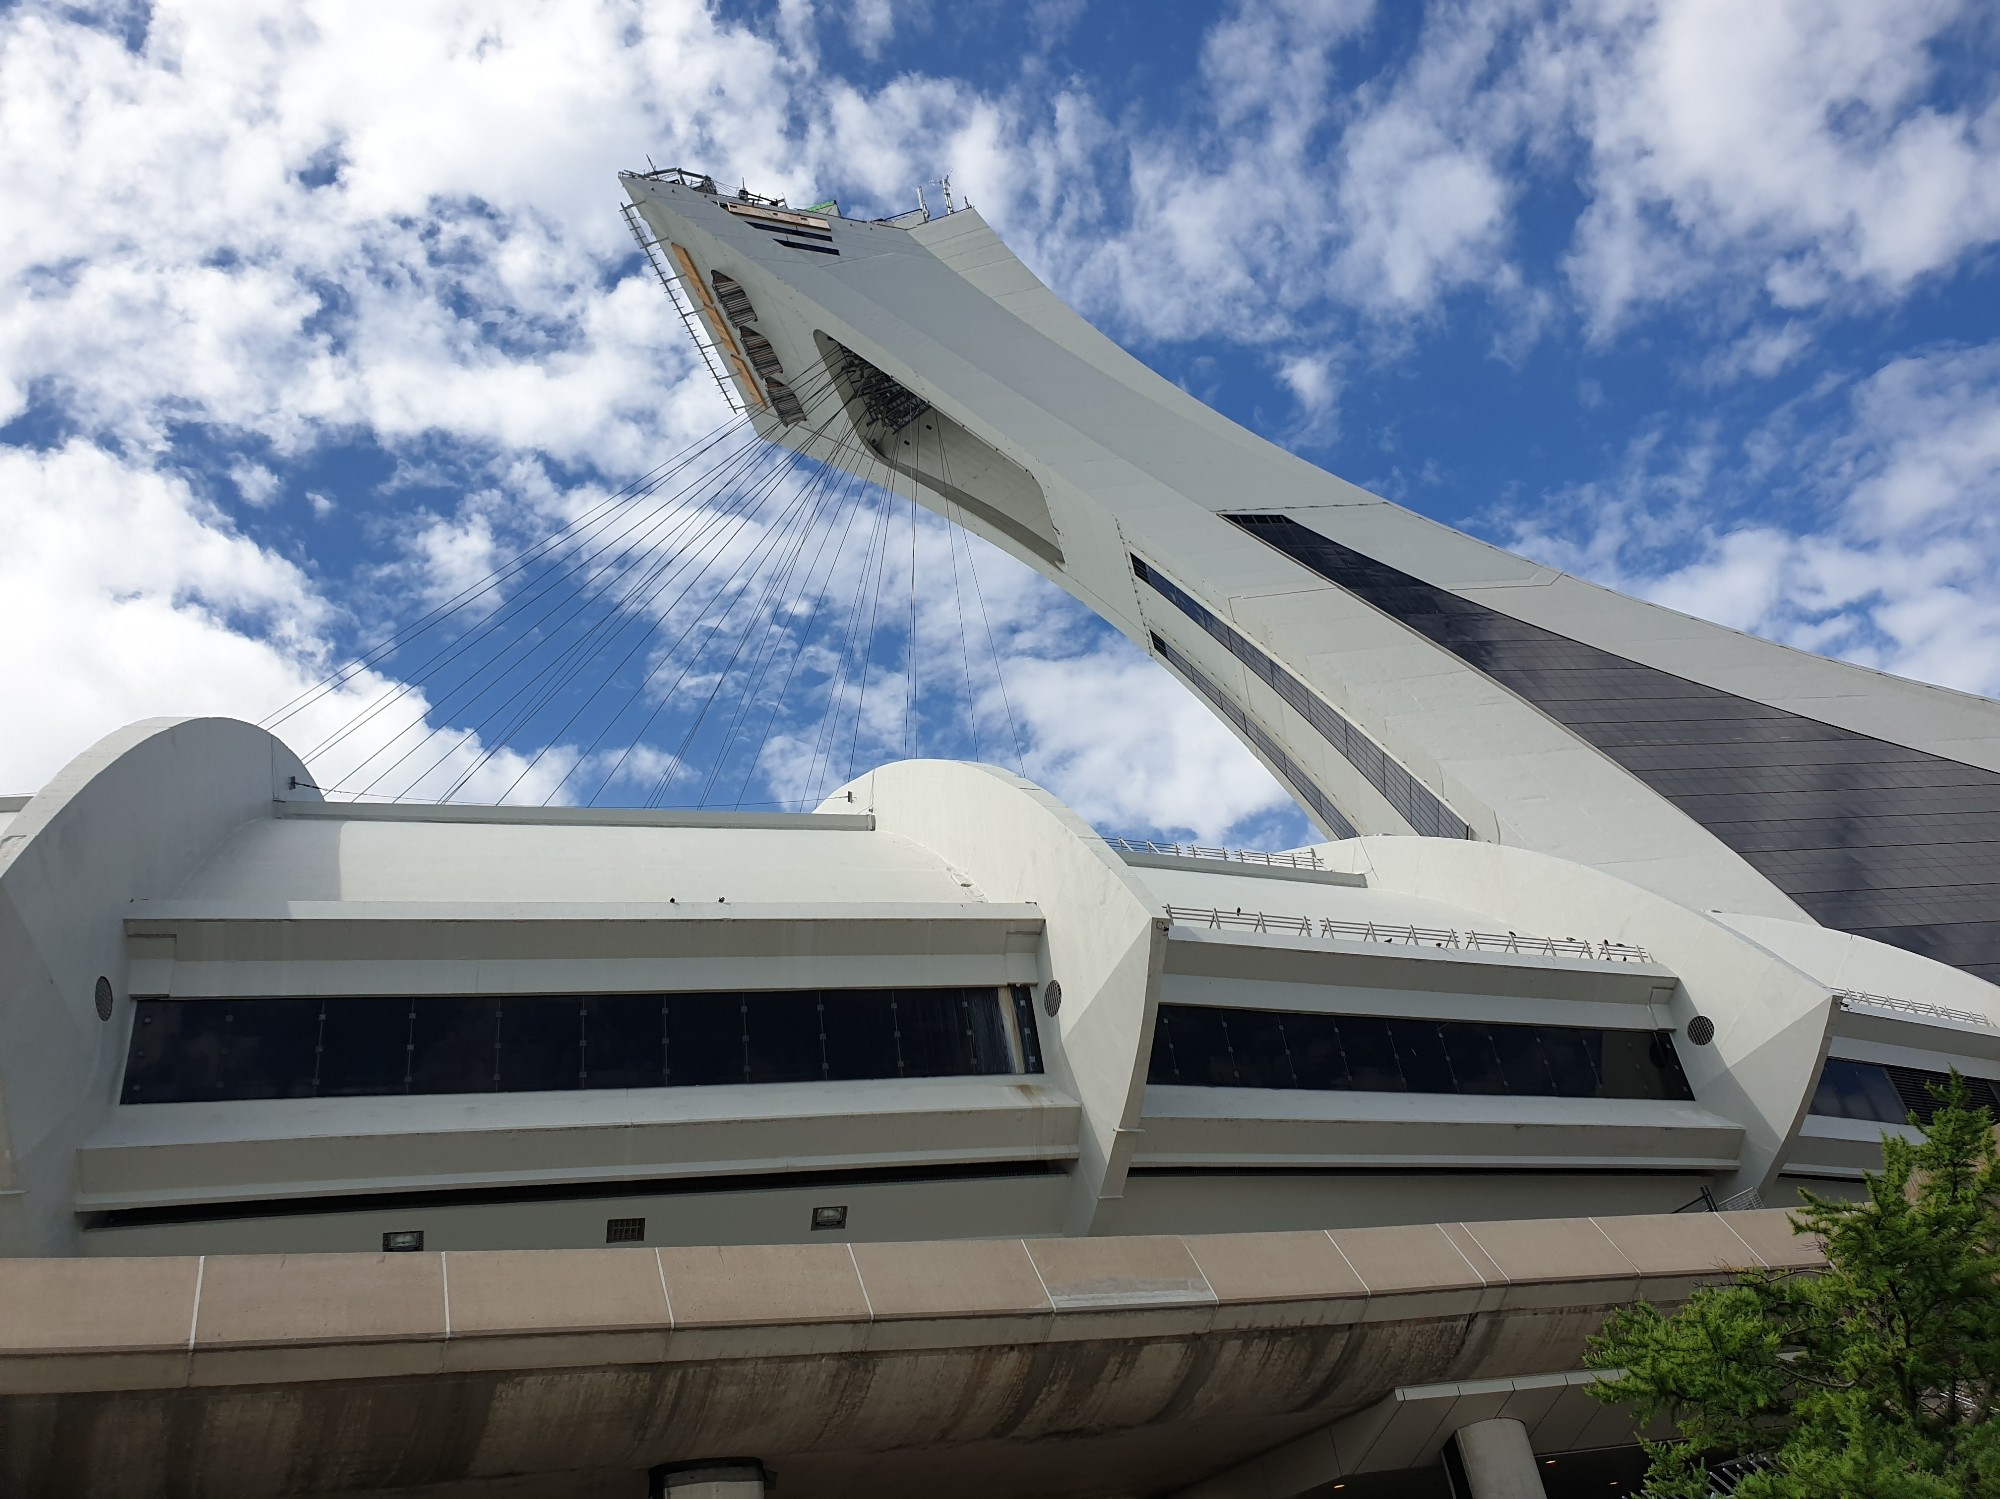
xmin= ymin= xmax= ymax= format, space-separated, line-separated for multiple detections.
xmin=1505 ymin=341 xmax=2000 ymax=699
xmin=0 ymin=440 xmax=577 ymax=802
xmin=3 ymin=0 xmax=1996 ymax=849
xmin=1558 ymin=0 xmax=2000 ymax=333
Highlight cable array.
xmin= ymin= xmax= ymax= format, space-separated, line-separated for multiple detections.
xmin=271 ymin=356 xmax=1032 ymax=811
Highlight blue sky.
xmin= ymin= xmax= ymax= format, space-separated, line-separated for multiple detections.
xmin=3 ymin=1 xmax=1999 ymax=852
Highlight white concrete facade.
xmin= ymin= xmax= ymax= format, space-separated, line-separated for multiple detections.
xmin=3 ymin=715 xmax=1997 ymax=1266
xmin=6 ymin=171 xmax=2000 ymax=1497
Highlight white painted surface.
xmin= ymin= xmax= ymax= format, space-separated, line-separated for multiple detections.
xmin=6 ymin=717 xmax=1998 ymax=1255
xmin=0 ymin=718 xmax=312 ymax=1252
xmin=617 ymin=177 xmax=2000 ymax=931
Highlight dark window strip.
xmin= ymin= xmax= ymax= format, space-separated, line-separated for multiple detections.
xmin=1152 ymin=633 xmax=1359 ymax=840
xmin=90 ymin=1160 xmax=1061 ymax=1230
xmin=776 ymin=239 xmax=840 ymax=255
xmin=120 ymin=987 xmax=1039 ymax=1106
xmin=1135 ymin=557 xmax=1471 ymax=840
xmin=1226 ymin=512 xmax=2000 ymax=979
xmin=1808 ymin=1058 xmax=2000 ymax=1126
xmin=744 ymin=221 xmax=835 ymax=241
xmin=1146 ymin=1003 xmax=1695 ymax=1102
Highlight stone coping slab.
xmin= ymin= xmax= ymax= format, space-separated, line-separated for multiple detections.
xmin=0 ymin=1210 xmax=1818 ymax=1395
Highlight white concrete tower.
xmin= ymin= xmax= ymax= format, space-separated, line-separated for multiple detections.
xmin=620 ymin=170 xmax=2000 ymax=997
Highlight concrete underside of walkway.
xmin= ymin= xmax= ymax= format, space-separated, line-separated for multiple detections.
xmin=0 ymin=1210 xmax=1819 ymax=1498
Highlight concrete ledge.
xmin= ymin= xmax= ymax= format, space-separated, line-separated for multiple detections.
xmin=1115 ymin=850 xmax=1368 ymax=888
xmin=273 ymin=800 xmax=876 ymax=831
xmin=0 ymin=1210 xmax=1824 ymax=1497
xmin=0 ymin=1209 xmax=1816 ymax=1393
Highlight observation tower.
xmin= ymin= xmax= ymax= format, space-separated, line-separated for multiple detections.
xmin=0 ymin=169 xmax=1994 ymax=1498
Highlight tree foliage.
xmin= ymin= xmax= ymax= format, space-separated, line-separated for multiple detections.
xmin=1585 ymin=1076 xmax=2000 ymax=1498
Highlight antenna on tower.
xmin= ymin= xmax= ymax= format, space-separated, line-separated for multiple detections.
xmin=941 ymin=174 xmax=954 ymax=214
xmin=915 ymin=184 xmax=930 ymax=221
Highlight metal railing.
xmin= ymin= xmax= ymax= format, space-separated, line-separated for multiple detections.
xmin=1162 ymin=905 xmax=1654 ymax=964
xmin=1674 ymin=1184 xmax=1765 ymax=1214
xmin=1834 ymin=989 xmax=1998 ymax=1031
xmin=1707 ymin=1454 xmax=1778 ymax=1495
xmin=619 ymin=201 xmax=743 ymax=414
xmin=1106 ymin=837 xmax=1324 ymax=871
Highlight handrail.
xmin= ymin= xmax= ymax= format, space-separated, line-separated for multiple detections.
xmin=1106 ymin=837 xmax=1323 ymax=871
xmin=619 ymin=201 xmax=743 ymax=414
xmin=1162 ymin=905 xmax=1654 ymax=964
xmin=1834 ymin=989 xmax=1998 ymax=1030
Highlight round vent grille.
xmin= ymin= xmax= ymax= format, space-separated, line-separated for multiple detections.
xmin=1686 ymin=1015 xmax=1715 ymax=1046
xmin=1042 ymin=981 xmax=1063 ymax=1018
xmin=93 ymin=976 xmax=114 ymax=1022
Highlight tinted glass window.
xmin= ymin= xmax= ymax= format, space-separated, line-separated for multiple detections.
xmin=1230 ymin=1010 xmax=1299 ymax=1089
xmin=122 ymin=998 xmax=226 ymax=1103
xmin=321 ymin=998 xmax=415 ymax=1097
xmin=1597 ymin=1029 xmax=1677 ymax=1102
xmin=746 ymin=991 xmax=826 ymax=1084
xmin=666 ymin=993 xmax=746 ymax=1087
xmin=1286 ymin=1011 xmax=1348 ymax=1089
xmin=1009 ymin=985 xmax=1045 ymax=1075
xmin=824 ymin=990 xmax=902 ymax=1081
xmin=121 ymin=987 xmax=1027 ymax=1104
xmin=1230 ymin=513 xmax=2000 ymax=983
xmin=1440 ymin=1023 xmax=1507 ymax=1095
xmin=122 ymin=998 xmax=321 ymax=1103
xmin=496 ymin=997 xmax=582 ymax=1092
xmin=1810 ymin=1059 xmax=1907 ymax=1124
xmin=1808 ymin=1059 xmax=2000 ymax=1126
xmin=895 ymin=989 xmax=1015 ymax=1078
xmin=1334 ymin=1015 xmax=1405 ymax=1092
xmin=1490 ymin=1024 xmax=1556 ymax=1096
xmin=1146 ymin=1003 xmax=1694 ymax=1102
xmin=582 ymin=995 xmax=666 ymax=1089
xmin=407 ymin=998 xmax=497 ymax=1095
xmin=1155 ymin=1006 xmax=1240 ymax=1087
xmin=1539 ymin=1027 xmax=1603 ymax=1098
xmin=217 ymin=999 xmax=320 ymax=1101
xmin=961 ymin=989 xmax=1015 ymax=1076
xmin=1387 ymin=1018 xmax=1454 ymax=1092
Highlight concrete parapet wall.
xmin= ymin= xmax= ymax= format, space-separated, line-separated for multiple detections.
xmin=0 ymin=1210 xmax=1822 ymax=1498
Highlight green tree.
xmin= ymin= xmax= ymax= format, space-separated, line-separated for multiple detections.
xmin=1585 ymin=1075 xmax=2000 ymax=1498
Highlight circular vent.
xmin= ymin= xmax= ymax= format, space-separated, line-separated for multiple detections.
xmin=1686 ymin=1015 xmax=1716 ymax=1046
xmin=93 ymin=976 xmax=114 ymax=1023
xmin=1042 ymin=981 xmax=1063 ymax=1018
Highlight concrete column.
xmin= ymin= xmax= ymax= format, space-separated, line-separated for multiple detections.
xmin=1446 ymin=1419 xmax=1547 ymax=1499
xmin=648 ymin=1460 xmax=771 ymax=1499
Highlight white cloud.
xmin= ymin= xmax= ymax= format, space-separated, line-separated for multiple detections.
xmin=845 ymin=0 xmax=901 ymax=60
xmin=0 ymin=439 xmax=605 ymax=803
xmin=0 ymin=439 xmax=333 ymax=789
xmin=1007 ymin=641 xmax=1298 ymax=844
xmin=5 ymin=0 xmax=1996 ymax=838
xmin=1505 ymin=341 xmax=2000 ymax=700
xmin=1562 ymin=0 xmax=2000 ymax=333
xmin=229 ymin=459 xmax=281 ymax=508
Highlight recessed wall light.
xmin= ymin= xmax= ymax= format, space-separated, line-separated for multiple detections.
xmin=382 ymin=1230 xmax=424 ymax=1252
xmin=811 ymin=1205 xmax=848 ymax=1231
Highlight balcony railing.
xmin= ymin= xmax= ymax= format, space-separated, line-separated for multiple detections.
xmin=1163 ymin=905 xmax=1654 ymax=964
xmin=1106 ymin=837 xmax=1324 ymax=871
xmin=1835 ymin=989 xmax=1997 ymax=1030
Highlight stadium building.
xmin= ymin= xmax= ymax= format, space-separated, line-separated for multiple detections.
xmin=1 ymin=169 xmax=1996 ymax=1498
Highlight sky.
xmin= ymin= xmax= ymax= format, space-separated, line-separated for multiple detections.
xmin=3 ymin=0 xmax=1999 ymax=852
